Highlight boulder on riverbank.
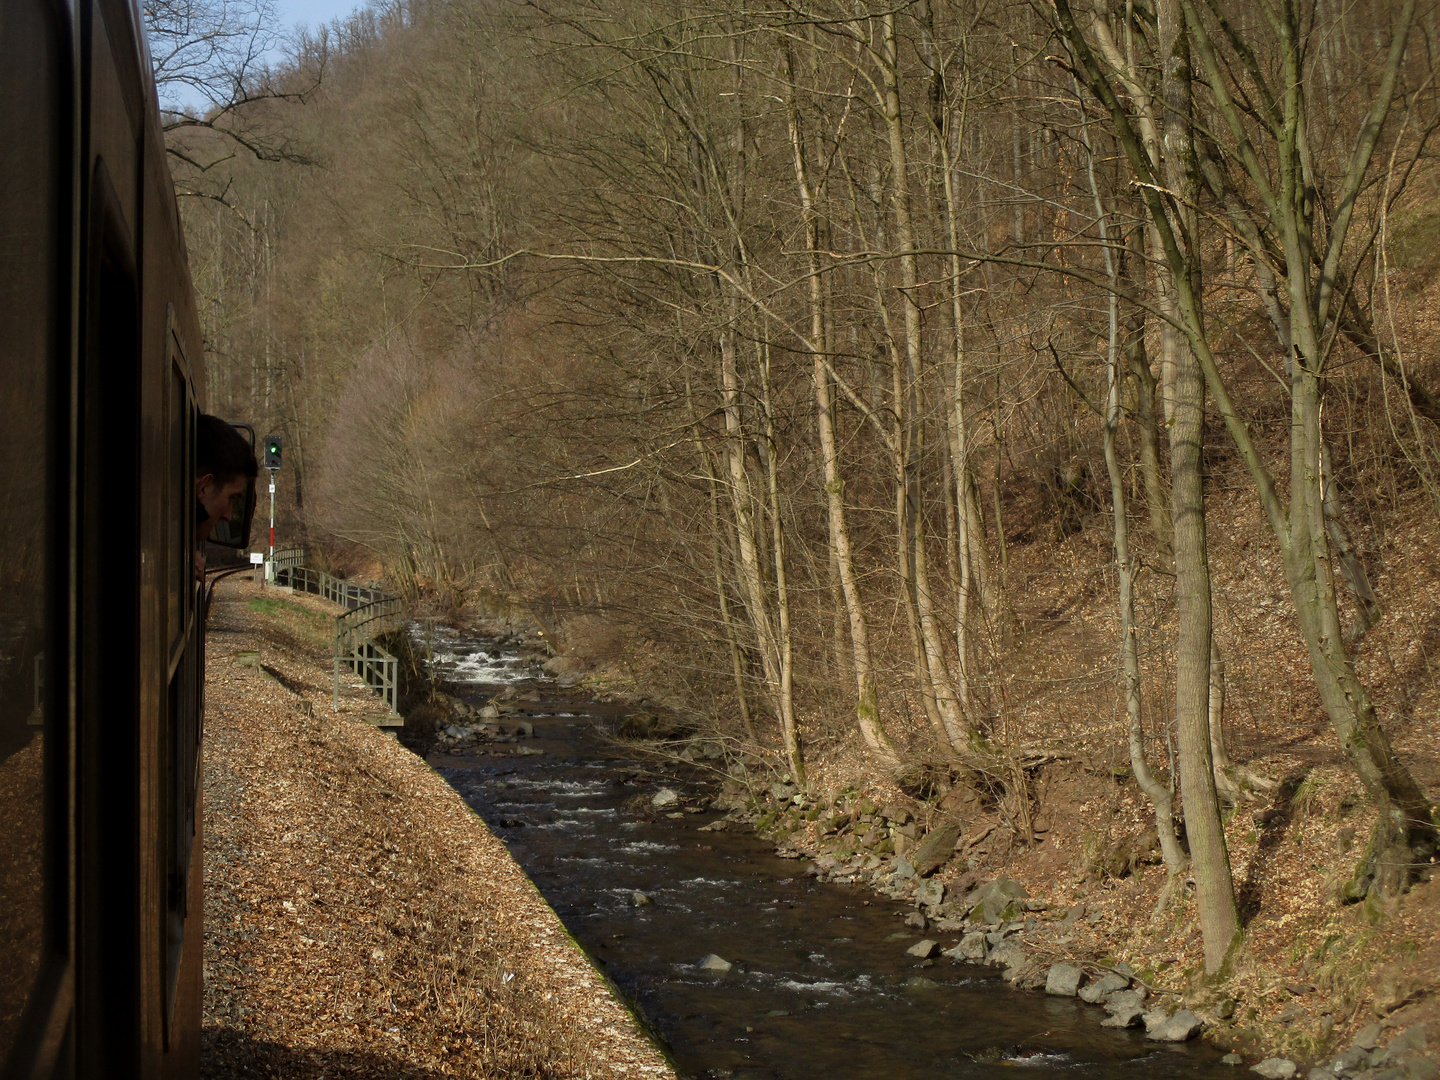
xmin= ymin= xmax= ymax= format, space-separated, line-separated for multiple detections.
xmin=910 ymin=820 xmax=962 ymax=877
xmin=967 ymin=877 xmax=1030 ymax=925
xmin=1046 ymin=963 xmax=1085 ymax=997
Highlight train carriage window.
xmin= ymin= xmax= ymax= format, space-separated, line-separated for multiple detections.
xmin=163 ymin=342 xmax=199 ymax=1030
xmin=168 ymin=356 xmax=191 ymax=662
xmin=0 ymin=0 xmax=67 ymax=1068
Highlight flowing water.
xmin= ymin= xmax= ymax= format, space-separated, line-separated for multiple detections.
xmin=418 ymin=627 xmax=1237 ymax=1080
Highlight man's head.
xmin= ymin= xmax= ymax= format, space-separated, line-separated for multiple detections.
xmin=196 ymin=414 xmax=259 ymax=543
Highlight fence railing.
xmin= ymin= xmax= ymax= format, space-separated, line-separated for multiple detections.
xmin=271 ymin=545 xmax=307 ymax=574
xmin=271 ymin=549 xmax=403 ymax=720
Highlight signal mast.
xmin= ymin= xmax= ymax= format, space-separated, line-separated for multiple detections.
xmin=263 ymin=434 xmax=281 ymax=579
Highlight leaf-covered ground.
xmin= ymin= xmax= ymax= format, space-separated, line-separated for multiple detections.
xmin=201 ymin=577 xmax=675 ymax=1079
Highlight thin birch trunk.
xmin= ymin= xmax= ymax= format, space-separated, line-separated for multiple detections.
xmin=687 ymin=371 xmax=756 ymax=741
xmin=876 ymin=10 xmax=967 ymax=748
xmin=785 ymin=52 xmax=897 ymax=763
xmin=758 ymin=337 xmax=804 ymax=785
xmin=1081 ymin=99 xmax=1188 ymax=890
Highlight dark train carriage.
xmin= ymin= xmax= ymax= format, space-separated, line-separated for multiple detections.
xmin=1 ymin=0 xmax=213 ymax=1076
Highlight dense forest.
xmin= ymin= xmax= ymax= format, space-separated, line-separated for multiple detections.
xmin=163 ymin=0 xmax=1439 ymax=1002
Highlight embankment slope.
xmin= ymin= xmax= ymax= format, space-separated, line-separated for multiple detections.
xmin=201 ymin=578 xmax=674 ymax=1080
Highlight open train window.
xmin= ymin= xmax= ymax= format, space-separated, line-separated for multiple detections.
xmin=208 ymin=423 xmax=257 ymax=550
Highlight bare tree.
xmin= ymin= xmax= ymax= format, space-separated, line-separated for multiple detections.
xmin=146 ymin=0 xmax=320 ymax=203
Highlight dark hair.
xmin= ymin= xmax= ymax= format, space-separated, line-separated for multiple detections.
xmin=196 ymin=414 xmax=259 ymax=483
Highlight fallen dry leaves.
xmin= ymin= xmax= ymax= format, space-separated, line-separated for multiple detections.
xmin=201 ymin=578 xmax=676 ymax=1080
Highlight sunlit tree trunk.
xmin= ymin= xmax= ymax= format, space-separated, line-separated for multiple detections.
xmin=785 ymin=50 xmax=897 ymax=763
xmin=1082 ymin=109 xmax=1188 ymax=890
xmin=1158 ymin=0 xmax=1241 ymax=973
xmin=875 ymin=10 xmax=967 ymax=748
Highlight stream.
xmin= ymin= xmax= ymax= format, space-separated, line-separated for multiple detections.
xmin=416 ymin=627 xmax=1238 ymax=1080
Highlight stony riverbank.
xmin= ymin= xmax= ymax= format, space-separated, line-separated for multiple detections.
xmin=200 ymin=579 xmax=675 ymax=1080
xmin=679 ymin=758 xmax=1439 ymax=1080
xmin=390 ymin=659 xmax=1439 ymax=1080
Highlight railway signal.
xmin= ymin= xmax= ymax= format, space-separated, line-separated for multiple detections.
xmin=264 ymin=433 xmax=281 ymax=578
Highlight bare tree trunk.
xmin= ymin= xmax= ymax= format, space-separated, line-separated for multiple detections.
xmin=1158 ymin=0 xmax=1240 ymax=974
xmin=1175 ymin=0 xmax=1436 ymax=893
xmin=758 ymin=336 xmax=804 ymax=786
xmin=876 ymin=10 xmax=967 ymax=748
xmin=1207 ymin=639 xmax=1275 ymax=804
xmin=1082 ymin=106 xmax=1188 ymax=890
xmin=841 ymin=153 xmax=947 ymax=743
xmin=1121 ymin=227 xmax=1173 ymax=565
xmin=786 ymin=54 xmax=897 ymax=763
xmin=719 ymin=323 xmax=786 ymax=740
xmin=1171 ymin=331 xmax=1241 ymax=974
xmin=687 ymin=372 xmax=756 ymax=742
xmin=926 ymin=22 xmax=1002 ymax=724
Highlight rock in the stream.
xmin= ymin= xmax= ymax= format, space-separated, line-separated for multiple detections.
xmin=1045 ymin=963 xmax=1085 ymax=997
xmin=629 ymin=891 xmax=653 ymax=907
xmin=987 ymin=940 xmax=1025 ymax=973
xmin=696 ymin=954 xmax=733 ymax=972
xmin=1101 ymin=1005 xmax=1145 ymax=1029
xmin=906 ymin=939 xmax=940 ymax=959
xmin=516 ymin=719 xmax=534 ymax=737
xmin=1079 ymin=971 xmax=1129 ymax=1003
xmin=904 ymin=911 xmax=928 ymax=930
xmin=1100 ymin=988 xmax=1149 ymax=1028
xmin=1141 ymin=1010 xmax=1170 ymax=1033
xmin=1251 ymin=1059 xmax=1297 ymax=1080
xmin=1103 ymin=988 xmax=1148 ymax=1015
xmin=652 ymin=788 xmax=680 ymax=808
xmin=1008 ymin=961 xmax=1048 ymax=991
xmin=944 ymin=932 xmax=988 ymax=962
xmin=911 ymin=820 xmax=963 ymax=877
xmin=1147 ymin=1010 xmax=1204 ymax=1042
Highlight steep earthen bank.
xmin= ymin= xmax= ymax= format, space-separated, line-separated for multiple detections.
xmin=200 ymin=579 xmax=675 ymax=1080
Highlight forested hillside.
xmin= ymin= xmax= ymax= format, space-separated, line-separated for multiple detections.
xmin=171 ymin=0 xmax=1439 ymax=1028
